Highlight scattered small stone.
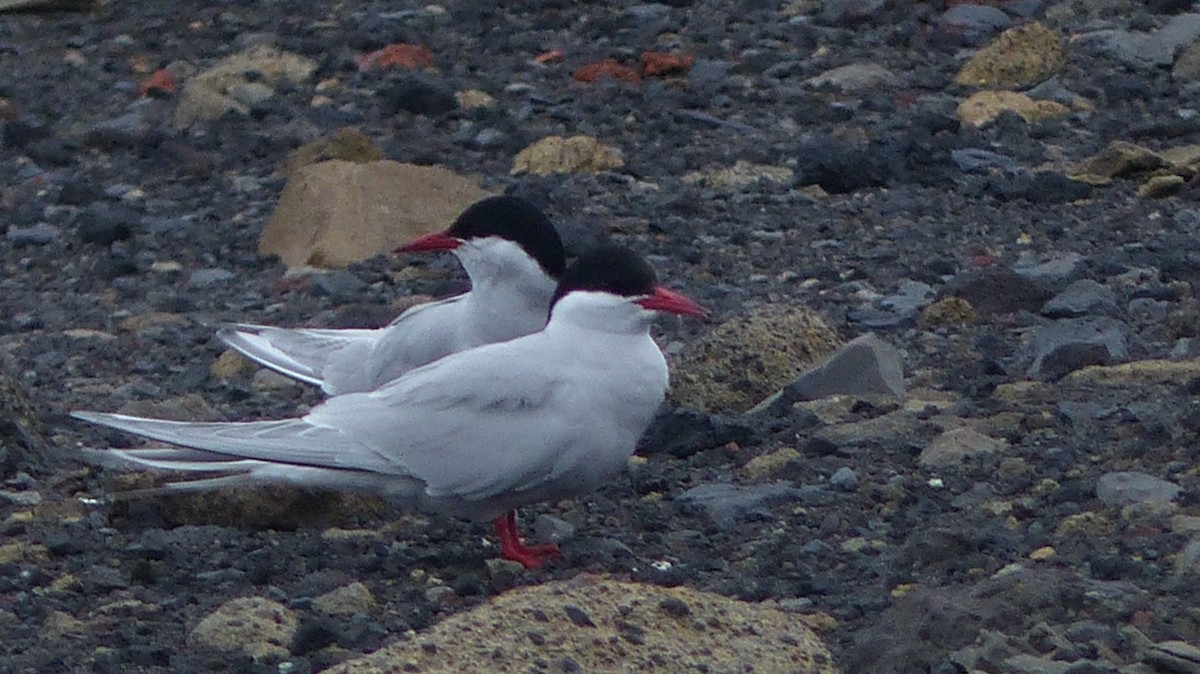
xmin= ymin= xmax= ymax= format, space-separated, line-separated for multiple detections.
xmin=1095 ymin=471 xmax=1181 ymax=508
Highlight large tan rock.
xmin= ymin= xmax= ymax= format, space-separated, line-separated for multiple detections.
xmin=259 ymin=160 xmax=492 ymax=269
xmin=327 ymin=575 xmax=836 ymax=674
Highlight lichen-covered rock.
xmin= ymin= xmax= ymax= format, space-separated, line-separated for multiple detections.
xmin=326 ymin=575 xmax=836 ymax=674
xmin=956 ymin=90 xmax=1069 ymax=127
xmin=281 ymin=127 xmax=384 ymax=178
xmin=671 ymin=305 xmax=840 ymax=413
xmin=174 ymin=46 xmax=317 ymax=128
xmin=954 ymin=22 xmax=1065 ymax=89
xmin=188 ymin=597 xmax=298 ymax=661
xmin=510 ymin=135 xmax=623 ymax=176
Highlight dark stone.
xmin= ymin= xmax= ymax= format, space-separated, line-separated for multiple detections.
xmin=381 ymin=76 xmax=459 ymax=116
xmin=0 ymin=361 xmax=50 ymax=479
xmin=637 ymin=407 xmax=761 ymax=458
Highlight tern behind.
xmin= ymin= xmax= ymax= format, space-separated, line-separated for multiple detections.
xmin=217 ymin=195 xmax=567 ymax=395
xmin=74 ymin=244 xmax=707 ymax=568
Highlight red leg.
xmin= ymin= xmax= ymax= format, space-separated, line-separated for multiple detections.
xmin=491 ymin=511 xmax=560 ymax=569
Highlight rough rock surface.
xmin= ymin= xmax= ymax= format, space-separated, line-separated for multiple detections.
xmin=326 ymin=576 xmax=835 ymax=674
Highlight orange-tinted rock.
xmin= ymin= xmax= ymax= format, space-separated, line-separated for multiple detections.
xmin=572 ymin=58 xmax=640 ymax=84
xmin=356 ymin=43 xmax=435 ymax=72
xmin=640 ymin=51 xmax=694 ymax=77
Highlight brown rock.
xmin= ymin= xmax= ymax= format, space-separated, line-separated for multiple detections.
xmin=259 ymin=160 xmax=492 ymax=269
xmin=326 ymin=575 xmax=835 ymax=674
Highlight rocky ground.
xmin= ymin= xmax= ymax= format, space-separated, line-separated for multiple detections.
xmin=2 ymin=1 xmax=1200 ymax=673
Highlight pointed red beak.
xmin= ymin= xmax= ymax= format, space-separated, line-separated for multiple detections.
xmin=394 ymin=232 xmax=462 ymax=254
xmin=636 ymin=286 xmax=708 ymax=318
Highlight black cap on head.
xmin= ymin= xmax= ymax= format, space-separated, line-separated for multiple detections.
xmin=447 ymin=196 xmax=567 ymax=277
xmin=550 ymin=244 xmax=657 ymax=307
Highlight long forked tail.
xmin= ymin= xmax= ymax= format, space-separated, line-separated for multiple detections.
xmin=215 ymin=322 xmax=374 ymax=390
xmin=72 ymin=410 xmax=418 ymax=497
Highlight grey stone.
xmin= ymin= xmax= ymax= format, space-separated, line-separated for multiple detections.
xmin=805 ymin=63 xmax=899 ymax=92
xmin=677 ymin=482 xmax=830 ymax=529
xmin=5 ymin=223 xmax=58 ymax=247
xmin=849 ymin=280 xmax=935 ymax=327
xmin=1096 ymin=471 xmax=1180 ymax=508
xmin=936 ymin=4 xmax=1012 ymax=45
xmin=308 ymin=270 xmax=368 ymax=302
xmin=1127 ymin=297 xmax=1170 ymax=324
xmin=1042 ymin=279 xmax=1117 ymax=318
xmin=1024 ymin=317 xmax=1129 ymax=380
xmin=1026 ymin=78 xmax=1084 ymax=107
xmin=919 ymin=427 xmax=1007 ymax=468
xmin=1143 ymin=640 xmax=1200 ymax=674
xmin=784 ymin=333 xmax=906 ymax=401
xmin=819 ymin=0 xmax=886 ymax=25
xmin=533 ymin=514 xmax=576 ymax=544
xmin=189 ymin=268 xmax=236 ymax=286
xmin=830 ymin=467 xmax=859 ymax=491
xmin=625 ymin=3 xmax=670 ymax=21
xmin=952 ymin=148 xmax=1021 ymax=174
xmin=1013 ymin=251 xmax=1083 ymax=284
xmin=1077 ymin=13 xmax=1200 ymax=68
xmin=1175 ymin=536 xmax=1200 ymax=577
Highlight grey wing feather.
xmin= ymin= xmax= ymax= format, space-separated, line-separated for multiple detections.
xmin=70 ymin=410 xmax=398 ymax=474
xmin=216 ymin=323 xmax=377 ymax=388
